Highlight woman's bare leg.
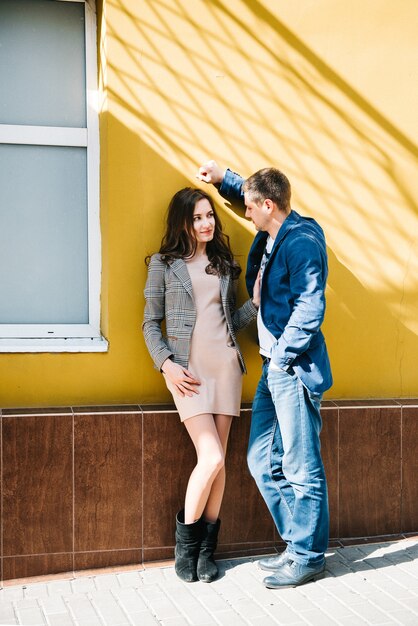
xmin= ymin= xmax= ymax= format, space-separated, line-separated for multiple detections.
xmin=183 ymin=414 xmax=225 ymax=524
xmin=202 ymin=414 xmax=233 ymax=522
xmin=183 ymin=413 xmax=234 ymax=523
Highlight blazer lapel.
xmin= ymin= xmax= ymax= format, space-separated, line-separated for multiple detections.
xmin=219 ymin=274 xmax=230 ymax=304
xmin=170 ymin=259 xmax=194 ymax=298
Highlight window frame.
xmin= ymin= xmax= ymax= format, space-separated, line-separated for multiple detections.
xmin=0 ymin=0 xmax=105 ymax=350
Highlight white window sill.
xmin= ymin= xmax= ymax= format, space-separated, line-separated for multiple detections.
xmin=0 ymin=337 xmax=109 ymax=353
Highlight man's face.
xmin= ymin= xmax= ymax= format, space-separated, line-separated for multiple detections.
xmin=244 ymin=192 xmax=270 ymax=231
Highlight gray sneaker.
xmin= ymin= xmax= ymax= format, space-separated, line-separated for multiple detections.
xmin=258 ymin=549 xmax=289 ymax=571
xmin=263 ymin=559 xmax=325 ymax=589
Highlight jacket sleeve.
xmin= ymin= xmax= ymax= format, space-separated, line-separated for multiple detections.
xmin=232 ymin=299 xmax=258 ymax=333
xmin=270 ymin=236 xmax=327 ymax=370
xmin=226 ymin=278 xmax=257 ymax=333
xmin=142 ymin=255 xmax=174 ymax=371
xmin=218 ymin=169 xmax=245 ymax=205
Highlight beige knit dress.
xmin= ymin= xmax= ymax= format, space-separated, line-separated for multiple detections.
xmin=163 ymin=254 xmax=242 ymax=421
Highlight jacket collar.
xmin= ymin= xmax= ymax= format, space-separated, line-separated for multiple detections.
xmin=271 ymin=210 xmax=300 ymax=253
xmin=250 ymin=210 xmax=300 ymax=258
xmin=169 ymin=258 xmax=193 ymax=298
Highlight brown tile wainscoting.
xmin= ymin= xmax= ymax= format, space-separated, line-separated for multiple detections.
xmin=0 ymin=399 xmax=417 ymax=581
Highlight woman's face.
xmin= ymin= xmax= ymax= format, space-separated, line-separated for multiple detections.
xmin=192 ymin=198 xmax=216 ymax=243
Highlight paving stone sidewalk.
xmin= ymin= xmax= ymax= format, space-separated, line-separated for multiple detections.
xmin=1 ymin=538 xmax=418 ymax=626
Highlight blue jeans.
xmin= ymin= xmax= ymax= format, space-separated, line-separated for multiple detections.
xmin=247 ymin=361 xmax=329 ymax=566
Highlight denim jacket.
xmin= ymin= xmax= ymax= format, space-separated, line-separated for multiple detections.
xmin=219 ymin=169 xmax=333 ymax=394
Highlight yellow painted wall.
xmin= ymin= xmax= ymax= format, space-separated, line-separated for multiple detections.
xmin=1 ymin=0 xmax=417 ymax=406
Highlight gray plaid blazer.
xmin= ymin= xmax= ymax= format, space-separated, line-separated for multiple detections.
xmin=142 ymin=254 xmax=257 ymax=373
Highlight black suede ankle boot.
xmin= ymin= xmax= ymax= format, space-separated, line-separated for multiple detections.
xmin=197 ymin=518 xmax=220 ymax=582
xmin=174 ymin=510 xmax=203 ymax=582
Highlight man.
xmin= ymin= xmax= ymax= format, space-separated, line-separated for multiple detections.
xmin=197 ymin=161 xmax=333 ymax=589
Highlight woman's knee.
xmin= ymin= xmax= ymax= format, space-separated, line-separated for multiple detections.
xmin=198 ymin=452 xmax=224 ymax=477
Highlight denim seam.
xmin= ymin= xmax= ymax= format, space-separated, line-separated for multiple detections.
xmin=298 ymin=383 xmax=324 ymax=564
xmin=297 ymin=379 xmax=316 ymax=555
xmin=266 ymin=376 xmax=294 ymax=520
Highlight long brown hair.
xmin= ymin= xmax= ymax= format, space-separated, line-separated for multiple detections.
xmin=149 ymin=188 xmax=241 ymax=279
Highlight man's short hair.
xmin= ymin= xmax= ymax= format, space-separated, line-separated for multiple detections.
xmin=243 ymin=168 xmax=291 ymax=211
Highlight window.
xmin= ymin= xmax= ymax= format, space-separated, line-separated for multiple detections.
xmin=0 ymin=0 xmax=106 ymax=352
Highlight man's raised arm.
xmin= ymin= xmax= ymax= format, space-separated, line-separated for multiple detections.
xmin=197 ymin=160 xmax=245 ymax=205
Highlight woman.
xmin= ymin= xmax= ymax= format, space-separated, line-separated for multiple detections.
xmin=142 ymin=187 xmax=260 ymax=583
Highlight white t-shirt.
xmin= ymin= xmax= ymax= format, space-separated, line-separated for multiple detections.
xmin=257 ymin=236 xmax=277 ymax=358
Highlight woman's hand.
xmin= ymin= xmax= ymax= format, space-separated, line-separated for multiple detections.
xmin=252 ymin=270 xmax=261 ymax=309
xmin=161 ymin=359 xmax=201 ymax=397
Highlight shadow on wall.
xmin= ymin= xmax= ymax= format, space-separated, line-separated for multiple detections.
xmin=221 ymin=0 xmax=418 ymax=159
xmin=325 ymin=249 xmax=418 ymax=398
xmin=104 ymin=0 xmax=418 ymax=399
